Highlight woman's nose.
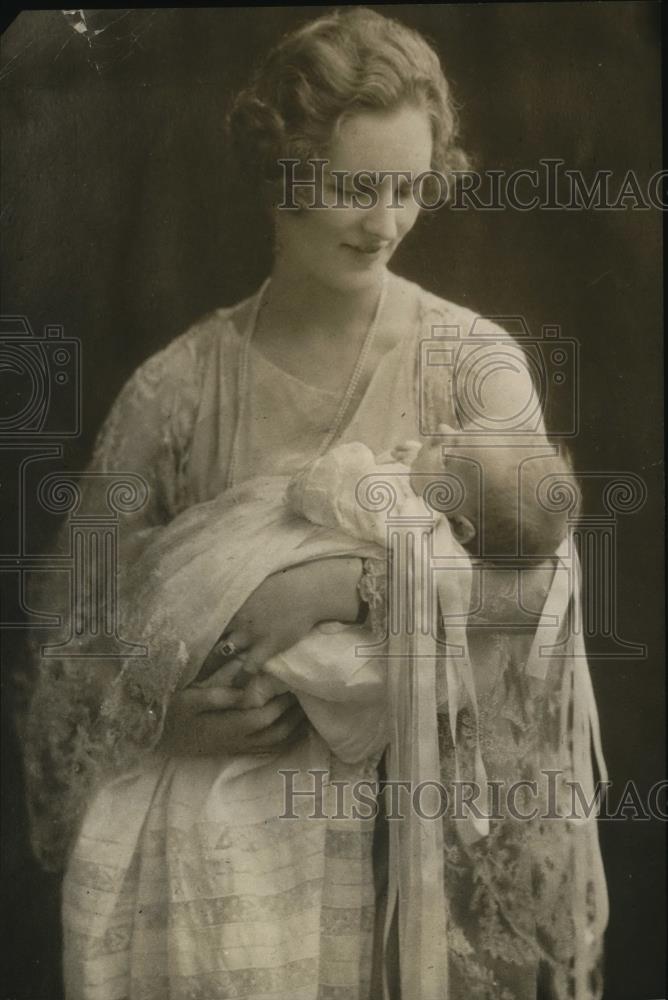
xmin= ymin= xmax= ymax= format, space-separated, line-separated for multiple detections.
xmin=361 ymin=199 xmax=398 ymax=243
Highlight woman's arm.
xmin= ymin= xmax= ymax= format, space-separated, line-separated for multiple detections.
xmin=198 ymin=556 xmax=364 ymax=679
xmin=452 ymin=319 xmax=561 ymax=446
xmin=431 ymin=315 xmax=571 ymax=621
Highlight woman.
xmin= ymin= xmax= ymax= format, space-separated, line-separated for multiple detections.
xmin=22 ymin=9 xmax=607 ymax=999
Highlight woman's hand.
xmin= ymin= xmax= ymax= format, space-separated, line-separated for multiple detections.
xmin=201 ymin=557 xmax=364 ymax=679
xmin=160 ymin=557 xmax=363 ymax=758
xmin=159 ymin=686 xmax=308 ymax=756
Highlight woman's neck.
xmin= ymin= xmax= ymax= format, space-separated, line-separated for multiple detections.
xmin=263 ymin=255 xmax=387 ymax=342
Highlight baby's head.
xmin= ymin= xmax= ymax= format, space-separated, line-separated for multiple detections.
xmin=409 ymin=425 xmax=571 ymax=561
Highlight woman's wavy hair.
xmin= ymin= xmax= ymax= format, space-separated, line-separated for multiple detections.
xmin=226 ymin=7 xmax=470 ymax=206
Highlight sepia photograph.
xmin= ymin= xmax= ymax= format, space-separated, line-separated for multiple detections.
xmin=1 ymin=5 xmax=664 ymax=999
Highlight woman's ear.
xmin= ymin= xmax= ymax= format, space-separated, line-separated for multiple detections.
xmin=449 ymin=512 xmax=476 ymax=545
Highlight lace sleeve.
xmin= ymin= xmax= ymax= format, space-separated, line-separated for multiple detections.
xmin=20 ymin=327 xmax=206 ymax=872
xmin=357 ymin=557 xmax=388 ymax=639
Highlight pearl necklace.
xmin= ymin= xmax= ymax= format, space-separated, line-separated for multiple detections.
xmin=226 ymin=271 xmax=389 ymax=489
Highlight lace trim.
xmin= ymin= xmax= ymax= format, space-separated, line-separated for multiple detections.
xmin=358 ymin=557 xmax=388 ymax=640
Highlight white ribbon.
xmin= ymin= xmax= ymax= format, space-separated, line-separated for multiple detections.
xmin=382 ymin=523 xmax=608 ymax=998
xmin=383 ymin=512 xmax=487 ymax=1000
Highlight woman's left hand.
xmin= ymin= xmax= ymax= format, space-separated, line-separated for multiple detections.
xmin=199 ymin=557 xmax=363 ymax=680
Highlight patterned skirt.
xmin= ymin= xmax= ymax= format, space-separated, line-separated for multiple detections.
xmin=62 ymin=733 xmax=378 ymax=1000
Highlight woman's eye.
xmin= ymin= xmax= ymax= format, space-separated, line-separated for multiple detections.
xmin=324 ymin=177 xmax=352 ymax=201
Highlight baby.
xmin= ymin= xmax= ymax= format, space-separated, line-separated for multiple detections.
xmin=201 ymin=425 xmax=569 ymax=700
xmin=287 ymin=422 xmax=570 ymax=565
xmin=405 ymin=423 xmax=571 ymax=562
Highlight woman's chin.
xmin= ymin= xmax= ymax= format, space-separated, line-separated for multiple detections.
xmin=316 ymin=263 xmax=388 ymax=294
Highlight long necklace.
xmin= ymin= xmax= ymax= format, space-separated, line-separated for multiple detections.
xmin=226 ymin=271 xmax=389 ymax=489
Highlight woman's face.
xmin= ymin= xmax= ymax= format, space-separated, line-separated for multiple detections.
xmin=273 ymin=103 xmax=433 ymax=292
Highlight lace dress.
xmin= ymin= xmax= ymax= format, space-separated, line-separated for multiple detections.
xmin=21 ymin=272 xmax=608 ymax=1000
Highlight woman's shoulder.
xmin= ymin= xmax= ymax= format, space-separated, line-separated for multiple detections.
xmin=392 ymin=277 xmax=529 ymax=383
xmin=128 ymin=294 xmax=253 ymax=392
xmin=405 ymin=276 xmax=522 ymax=346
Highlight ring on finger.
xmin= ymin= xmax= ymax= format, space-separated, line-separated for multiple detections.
xmin=218 ymin=638 xmax=240 ymax=658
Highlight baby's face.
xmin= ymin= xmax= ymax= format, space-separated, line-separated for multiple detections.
xmin=409 ymin=436 xmax=479 ymax=544
xmin=408 ymin=426 xmax=473 ymax=489
xmin=408 ymin=439 xmax=446 ymax=491
xmin=407 ymin=424 xmax=461 ymax=478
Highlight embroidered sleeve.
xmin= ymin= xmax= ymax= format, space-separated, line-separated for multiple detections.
xmin=19 ymin=326 xmax=207 ymax=872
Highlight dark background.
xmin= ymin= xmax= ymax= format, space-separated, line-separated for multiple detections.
xmin=1 ymin=5 xmax=664 ymax=998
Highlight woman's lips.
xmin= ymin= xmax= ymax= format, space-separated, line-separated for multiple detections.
xmin=342 ymin=243 xmax=388 ymax=259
